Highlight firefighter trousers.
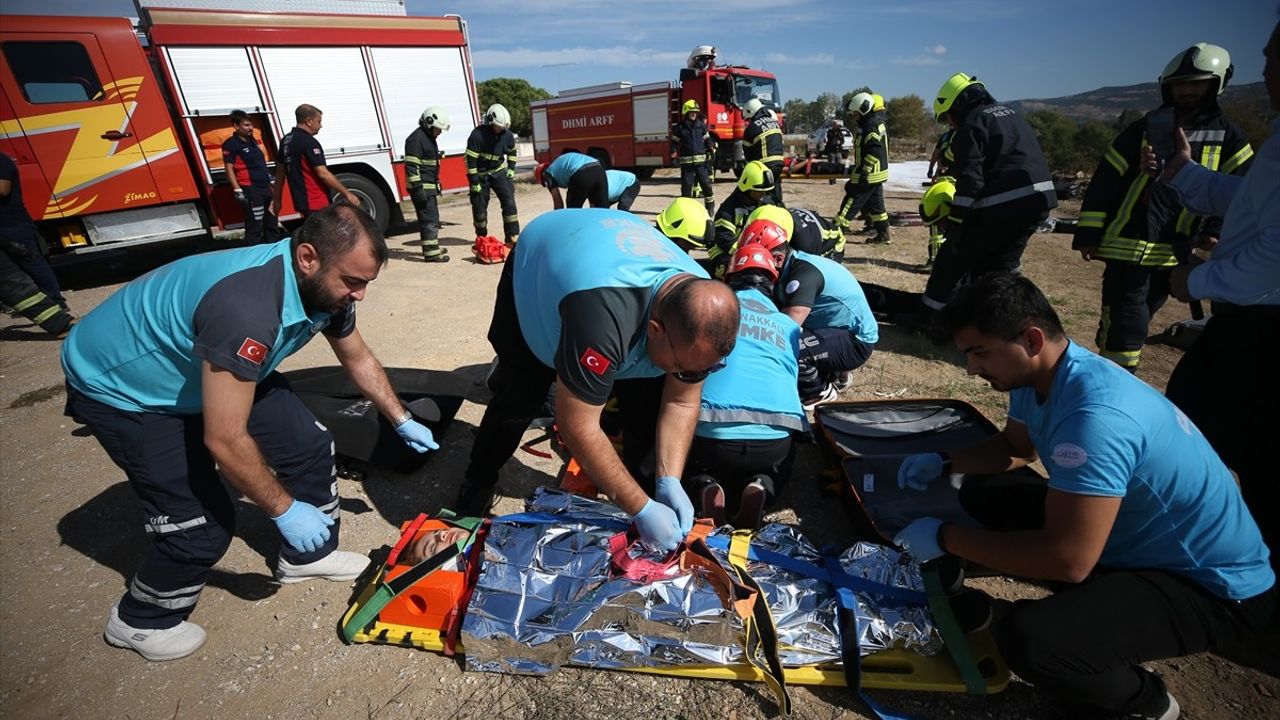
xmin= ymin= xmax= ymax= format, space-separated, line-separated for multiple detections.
xmin=0 ymin=246 xmax=72 ymax=335
xmin=923 ymin=207 xmax=1048 ymax=307
xmin=465 ymin=253 xmax=663 ymax=496
xmin=835 ymin=181 xmax=887 ymax=230
xmin=765 ymin=161 xmax=784 ymax=207
xmin=1095 ymin=261 xmax=1171 ymax=371
xmin=65 ymin=373 xmax=340 ymax=629
xmin=4 ymin=225 xmax=65 ymax=307
xmin=470 ymin=174 xmax=520 ymax=240
xmin=239 ymin=185 xmax=279 ymax=246
xmin=409 ymin=186 xmax=444 ymax=259
xmin=679 ymin=162 xmax=714 ymax=211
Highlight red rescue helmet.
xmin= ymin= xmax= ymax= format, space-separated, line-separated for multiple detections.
xmin=738 ymin=218 xmax=788 ymax=252
xmin=533 ymin=162 xmax=549 ymax=186
xmin=728 ymin=242 xmax=779 ymax=280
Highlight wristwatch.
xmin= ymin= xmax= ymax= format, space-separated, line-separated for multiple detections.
xmin=393 ymin=409 xmax=413 ymax=428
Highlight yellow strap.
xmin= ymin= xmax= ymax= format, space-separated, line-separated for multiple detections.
xmin=728 ymin=529 xmax=752 ymax=570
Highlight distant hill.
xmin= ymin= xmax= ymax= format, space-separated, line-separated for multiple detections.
xmin=1010 ymin=81 xmax=1269 ymax=124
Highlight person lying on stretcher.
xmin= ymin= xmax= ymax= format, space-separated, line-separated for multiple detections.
xmin=399 ymin=526 xmax=470 ymax=566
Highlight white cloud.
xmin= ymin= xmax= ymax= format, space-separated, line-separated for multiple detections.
xmin=472 ymin=46 xmax=689 ymax=69
xmin=928 ymin=45 xmax=947 ymax=55
xmin=892 ymin=55 xmax=943 ymax=66
xmin=763 ymin=52 xmax=835 ymax=65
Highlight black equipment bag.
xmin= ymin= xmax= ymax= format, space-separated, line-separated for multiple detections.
xmin=813 ymin=399 xmax=1045 ymax=544
xmin=283 ymin=367 xmax=470 ymax=473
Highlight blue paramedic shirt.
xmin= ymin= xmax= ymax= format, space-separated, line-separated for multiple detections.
xmin=62 ymin=238 xmax=354 ymax=414
xmin=696 ymin=288 xmax=805 ymax=441
xmin=512 ymin=209 xmax=709 ymax=405
xmin=605 ymin=170 xmax=637 ymax=202
xmin=776 ymin=249 xmax=878 ymax=344
xmin=1007 ymin=341 xmax=1273 ymax=600
xmin=543 ymin=152 xmax=599 ymax=188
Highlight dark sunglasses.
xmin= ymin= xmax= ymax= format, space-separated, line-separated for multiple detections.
xmin=672 ymin=359 xmax=727 ymax=384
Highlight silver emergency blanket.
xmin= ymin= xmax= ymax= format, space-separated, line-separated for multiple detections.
xmin=462 ymin=488 xmax=940 ymax=676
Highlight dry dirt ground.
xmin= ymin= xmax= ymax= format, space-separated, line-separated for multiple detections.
xmin=1 ymin=169 xmax=1275 ymax=720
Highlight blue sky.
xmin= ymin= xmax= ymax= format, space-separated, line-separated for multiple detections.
xmin=8 ymin=0 xmax=1272 ymax=102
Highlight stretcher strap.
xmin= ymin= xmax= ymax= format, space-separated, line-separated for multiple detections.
xmin=922 ymin=565 xmax=986 ymax=694
xmin=823 ymin=553 xmax=916 ymax=720
xmin=702 ymin=535 xmax=927 ymax=606
xmin=727 ymin=531 xmax=793 ymax=716
xmin=340 ymin=515 xmax=484 ymax=645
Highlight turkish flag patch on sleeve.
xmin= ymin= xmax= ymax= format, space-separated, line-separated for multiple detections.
xmin=237 ymin=337 xmax=269 ymax=365
xmin=579 ymin=347 xmax=611 ymax=376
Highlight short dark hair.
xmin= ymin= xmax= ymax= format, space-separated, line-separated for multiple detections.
xmin=295 ymin=104 xmax=322 ymax=124
xmin=936 ymin=273 xmax=1064 ymax=342
xmin=229 ymin=109 xmax=250 ymax=125
xmin=291 ymin=203 xmax=388 ymax=267
xmin=662 ymin=278 xmax=739 ymax=357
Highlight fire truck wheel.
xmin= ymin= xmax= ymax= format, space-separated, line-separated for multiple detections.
xmin=334 ymin=173 xmax=391 ymax=236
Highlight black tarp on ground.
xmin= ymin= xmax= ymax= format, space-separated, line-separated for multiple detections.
xmin=283 ymin=367 xmax=471 ymax=474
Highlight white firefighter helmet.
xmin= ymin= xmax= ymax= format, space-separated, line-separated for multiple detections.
xmin=687 ymin=44 xmax=717 ymax=69
xmin=420 ymin=106 xmax=450 ymax=131
xmin=484 ymin=104 xmax=511 ymax=129
xmin=743 ymin=98 xmax=766 ymax=118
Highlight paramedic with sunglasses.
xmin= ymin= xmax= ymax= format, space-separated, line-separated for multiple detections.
xmin=456 ymin=209 xmax=740 ymax=552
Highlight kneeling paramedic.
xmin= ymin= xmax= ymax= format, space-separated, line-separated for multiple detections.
xmin=685 ymin=243 xmax=805 ymax=529
xmin=534 ymin=151 xmax=608 ymax=209
xmin=893 ymin=273 xmax=1274 ymax=720
xmin=61 ymin=205 xmax=440 ymax=661
xmin=457 ymin=209 xmax=741 ymax=552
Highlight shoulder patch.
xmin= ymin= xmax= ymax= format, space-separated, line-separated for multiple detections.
xmin=1051 ymin=443 xmax=1088 ymax=469
xmin=785 ymin=279 xmax=801 ymax=294
xmin=237 ymin=337 xmax=269 ymax=365
xmin=579 ymin=347 xmax=612 ymax=376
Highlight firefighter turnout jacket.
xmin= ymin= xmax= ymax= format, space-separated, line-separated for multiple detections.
xmin=1073 ymin=112 xmax=1252 ymax=266
xmin=465 ymin=125 xmax=518 ymax=187
xmin=852 ymin=110 xmax=889 ymax=185
xmin=744 ymin=112 xmax=784 ymax=165
xmin=947 ymin=90 xmax=1056 ymax=237
xmin=712 ymin=189 xmax=775 ymax=263
xmin=405 ymin=127 xmax=443 ymax=194
xmin=671 ymin=118 xmax=715 ymax=165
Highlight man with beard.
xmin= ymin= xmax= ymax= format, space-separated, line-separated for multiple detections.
xmin=61 ymin=204 xmax=438 ymax=662
xmin=1074 ymin=43 xmax=1251 ymax=372
xmin=892 ymin=273 xmax=1274 ymax=720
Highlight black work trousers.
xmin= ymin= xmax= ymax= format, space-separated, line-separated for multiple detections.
xmin=923 ymin=206 xmax=1047 ymax=306
xmin=797 ymin=328 xmax=873 ymax=397
xmin=470 ymin=173 xmax=520 ymax=239
xmin=566 ymin=164 xmax=609 ymax=208
xmin=65 ymin=374 xmax=340 ymax=629
xmin=240 ymin=185 xmax=279 ymax=246
xmin=1166 ymin=304 xmax=1280 ymax=574
xmin=1096 ymin=261 xmax=1171 ymax=371
xmin=614 ymin=181 xmax=641 ymax=212
xmin=684 ymin=434 xmax=794 ymax=510
xmin=765 ymin=161 xmax=784 ymax=207
xmin=679 ymin=161 xmax=714 ymax=211
xmin=959 ymin=473 xmax=1277 ymax=717
xmin=466 ymin=253 xmax=664 ymax=492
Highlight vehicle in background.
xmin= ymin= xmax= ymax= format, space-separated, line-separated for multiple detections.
xmin=530 ymin=45 xmax=782 ymax=178
xmin=805 ymin=119 xmax=852 ymax=157
xmin=0 ymin=0 xmax=479 ymax=260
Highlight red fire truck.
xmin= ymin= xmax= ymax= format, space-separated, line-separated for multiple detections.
xmin=529 ymin=45 xmax=782 ymax=178
xmin=0 ymin=1 xmax=480 ymax=258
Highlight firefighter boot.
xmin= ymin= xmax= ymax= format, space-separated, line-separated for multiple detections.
xmin=867 ymin=222 xmax=892 ymax=245
xmin=421 ymin=237 xmax=450 ymax=263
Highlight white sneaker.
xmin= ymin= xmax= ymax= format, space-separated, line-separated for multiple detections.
xmin=802 ymin=383 xmax=838 ymax=412
xmin=104 ymin=603 xmax=206 ymax=661
xmin=276 ymin=550 xmax=370 ymax=584
xmin=832 ymin=371 xmax=854 ymax=393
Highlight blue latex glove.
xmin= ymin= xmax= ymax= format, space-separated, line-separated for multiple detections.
xmin=897 ymin=452 xmax=945 ymax=491
xmin=893 ymin=517 xmax=946 ymax=563
xmin=631 ymin=499 xmax=682 ymax=553
xmin=655 ymin=475 xmax=695 ymax=534
xmin=272 ymin=499 xmax=334 ymax=554
xmin=395 ymin=418 xmax=439 ymax=453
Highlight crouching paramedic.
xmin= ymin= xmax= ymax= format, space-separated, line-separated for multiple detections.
xmin=456 ymin=209 xmax=740 ymax=552
xmin=892 ymin=273 xmax=1274 ymax=720
xmin=61 ymin=205 xmax=440 ymax=661
xmin=466 ymin=104 xmax=520 ymax=246
xmin=534 ymin=151 xmax=608 ymax=209
xmin=750 ymin=219 xmax=878 ymax=408
xmin=685 ymin=243 xmax=804 ymax=530
xmin=405 ymin=106 xmax=451 ymax=263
